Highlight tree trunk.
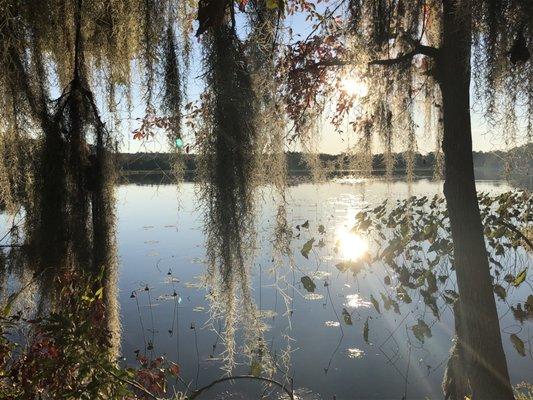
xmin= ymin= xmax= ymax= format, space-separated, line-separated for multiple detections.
xmin=439 ymin=1 xmax=514 ymax=398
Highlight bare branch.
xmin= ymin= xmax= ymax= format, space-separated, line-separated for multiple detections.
xmin=188 ymin=375 xmax=294 ymax=400
xmin=291 ymin=43 xmax=439 ymax=73
xmin=369 ymin=44 xmax=439 ymax=66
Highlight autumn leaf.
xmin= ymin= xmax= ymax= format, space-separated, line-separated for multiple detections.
xmin=526 ymin=295 xmax=533 ymax=313
xmin=510 ymin=334 xmax=526 ymax=356
xmin=266 ymin=0 xmax=284 ymax=10
xmin=238 ymin=0 xmax=248 ymax=12
xmin=512 ymin=269 xmax=527 ymax=287
xmin=168 ymin=362 xmax=180 ymax=377
xmin=493 ymin=284 xmax=506 ymax=300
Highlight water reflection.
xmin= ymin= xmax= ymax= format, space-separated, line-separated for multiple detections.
xmin=344 ymin=294 xmax=371 ymax=309
xmin=335 ymin=230 xmax=369 ymax=261
xmin=1 ymin=179 xmax=531 ymax=399
xmin=346 ymin=348 xmax=365 ymax=359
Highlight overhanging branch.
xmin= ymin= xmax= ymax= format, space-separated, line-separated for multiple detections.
xmin=369 ymin=44 xmax=439 ymax=66
xmin=291 ymin=44 xmax=439 ymax=73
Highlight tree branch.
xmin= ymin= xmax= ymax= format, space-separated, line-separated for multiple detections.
xmin=291 ymin=43 xmax=439 ymax=73
xmin=188 ymin=375 xmax=294 ymax=400
xmin=369 ymin=44 xmax=439 ymax=66
xmin=101 ymin=367 xmax=159 ymax=400
xmin=497 ymin=219 xmax=533 ymax=251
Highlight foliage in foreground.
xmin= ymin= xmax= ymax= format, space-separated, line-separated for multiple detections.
xmin=0 ymin=270 xmax=181 ymax=400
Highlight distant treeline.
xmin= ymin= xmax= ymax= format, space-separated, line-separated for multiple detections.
xmin=118 ymin=143 xmax=532 ymax=174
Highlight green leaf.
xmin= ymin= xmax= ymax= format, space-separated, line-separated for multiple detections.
xmin=396 ymin=286 xmax=412 ymax=304
xmin=301 ymin=238 xmax=314 ymax=259
xmin=342 ymin=308 xmax=353 ymax=325
xmin=370 ymin=294 xmax=380 ymax=314
xmin=301 ymin=220 xmax=309 ymax=229
xmin=363 ymin=317 xmax=369 ymax=343
xmin=381 ymin=293 xmax=391 ymax=311
xmin=512 ymin=269 xmax=527 ymax=287
xmin=412 ymin=319 xmax=432 ymax=343
xmin=266 ymin=0 xmax=283 ymax=9
xmin=510 ymin=334 xmax=526 ymax=357
xmin=95 ymin=287 xmax=104 ymax=300
xmin=426 ymin=272 xmax=438 ymax=293
xmin=300 ymin=276 xmax=316 ymax=293
xmin=318 ymin=224 xmax=325 ymax=234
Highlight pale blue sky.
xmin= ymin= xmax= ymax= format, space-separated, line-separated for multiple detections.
xmin=116 ymin=3 xmax=524 ymax=155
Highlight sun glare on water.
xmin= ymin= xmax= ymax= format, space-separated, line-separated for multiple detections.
xmin=341 ymin=78 xmax=369 ymax=97
xmin=336 ymin=229 xmax=369 ymax=261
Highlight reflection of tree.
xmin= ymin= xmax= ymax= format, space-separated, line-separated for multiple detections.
xmin=286 ymin=189 xmax=530 ymax=397
xmin=343 ymin=191 xmax=532 ymax=398
xmin=0 ymin=5 xmax=122 ymax=396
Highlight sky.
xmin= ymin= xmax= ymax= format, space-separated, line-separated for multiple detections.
xmin=116 ymin=2 xmax=526 ymax=156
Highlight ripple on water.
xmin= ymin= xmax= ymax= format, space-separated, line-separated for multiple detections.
xmin=346 ymin=347 xmax=365 ymax=359
xmin=344 ymin=293 xmax=371 ymax=308
xmin=311 ymin=271 xmax=331 ymax=280
xmin=278 ymin=387 xmax=322 ymax=400
xmin=304 ymin=293 xmax=324 ymax=301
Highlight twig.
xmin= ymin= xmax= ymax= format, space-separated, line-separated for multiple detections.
xmin=102 ymin=367 xmax=159 ymax=400
xmin=497 ymin=219 xmax=533 ymax=251
xmin=188 ymin=375 xmax=294 ymax=400
xmin=301 ymin=0 xmax=347 ymax=44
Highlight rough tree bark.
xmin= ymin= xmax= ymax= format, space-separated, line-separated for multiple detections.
xmin=439 ymin=0 xmax=514 ymax=398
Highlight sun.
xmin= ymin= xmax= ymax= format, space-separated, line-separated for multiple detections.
xmin=340 ymin=78 xmax=369 ymax=97
xmin=336 ymin=229 xmax=369 ymax=261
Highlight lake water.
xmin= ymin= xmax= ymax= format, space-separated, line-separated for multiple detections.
xmin=111 ymin=177 xmax=532 ymax=399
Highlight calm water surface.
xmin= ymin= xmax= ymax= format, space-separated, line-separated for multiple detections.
xmin=114 ymin=178 xmax=532 ymax=399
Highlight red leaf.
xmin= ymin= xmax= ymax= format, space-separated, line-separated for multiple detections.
xmin=168 ymin=362 xmax=180 ymax=377
xmin=238 ymin=0 xmax=248 ymax=11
